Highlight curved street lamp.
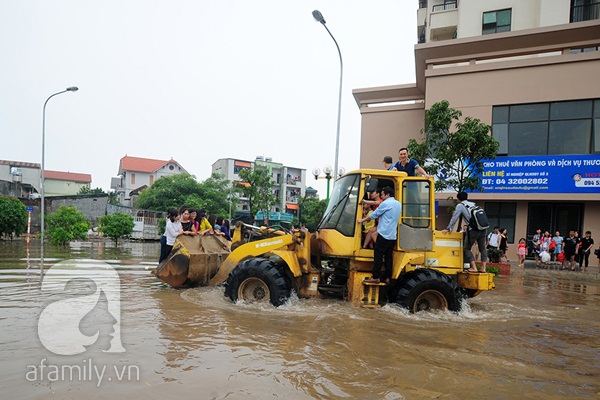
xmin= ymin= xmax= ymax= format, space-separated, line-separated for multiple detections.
xmin=312 ymin=10 xmax=343 ymax=189
xmin=40 ymin=86 xmax=78 ymax=276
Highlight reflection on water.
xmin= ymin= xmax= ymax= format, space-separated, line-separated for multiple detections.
xmin=0 ymin=240 xmax=599 ymax=399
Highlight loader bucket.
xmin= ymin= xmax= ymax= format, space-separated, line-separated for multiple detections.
xmin=152 ymin=235 xmax=231 ymax=288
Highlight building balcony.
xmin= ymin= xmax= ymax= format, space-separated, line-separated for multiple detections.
xmin=429 ymin=2 xmax=458 ymax=42
xmin=417 ymin=7 xmax=427 ymax=43
xmin=431 ymin=1 xmax=456 ymax=13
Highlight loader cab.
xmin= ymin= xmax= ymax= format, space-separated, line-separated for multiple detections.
xmin=356 ymin=173 xmax=435 ymax=252
xmin=317 ymin=173 xmax=361 ymax=237
xmin=316 ymin=170 xmax=434 ymax=255
xmin=317 ymin=173 xmax=396 ymax=238
xmin=399 ymin=179 xmax=434 ymax=251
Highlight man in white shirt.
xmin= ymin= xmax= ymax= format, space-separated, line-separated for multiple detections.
xmin=487 ymin=227 xmax=500 ymax=250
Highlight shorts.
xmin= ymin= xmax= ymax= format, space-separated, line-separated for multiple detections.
xmin=564 ymin=249 xmax=576 ymax=259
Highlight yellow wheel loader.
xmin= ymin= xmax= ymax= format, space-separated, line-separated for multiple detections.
xmin=153 ymin=169 xmax=494 ymax=312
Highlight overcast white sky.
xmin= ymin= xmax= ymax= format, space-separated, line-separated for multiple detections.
xmin=0 ymin=0 xmax=417 ymax=197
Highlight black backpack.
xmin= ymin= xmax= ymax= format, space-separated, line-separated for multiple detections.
xmin=465 ymin=203 xmax=489 ymax=231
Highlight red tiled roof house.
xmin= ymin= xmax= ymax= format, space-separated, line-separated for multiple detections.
xmin=111 ymin=155 xmax=188 ymax=206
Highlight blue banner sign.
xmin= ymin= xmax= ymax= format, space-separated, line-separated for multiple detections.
xmin=475 ymin=154 xmax=600 ymax=194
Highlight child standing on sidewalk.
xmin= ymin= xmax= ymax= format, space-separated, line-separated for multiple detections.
xmin=517 ymin=237 xmax=527 ymax=267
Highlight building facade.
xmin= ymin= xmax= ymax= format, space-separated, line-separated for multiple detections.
xmin=43 ymin=170 xmax=92 ymax=196
xmin=0 ymin=160 xmax=93 ymax=198
xmin=355 ymin=0 xmax=600 ymax=243
xmin=212 ymin=157 xmax=308 ymax=220
xmin=111 ymin=155 xmax=188 ymax=207
xmin=0 ymin=160 xmax=41 ymax=198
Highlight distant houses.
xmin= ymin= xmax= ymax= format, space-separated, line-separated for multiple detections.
xmin=1 ymin=155 xmax=320 ymax=237
xmin=111 ymin=155 xmax=188 ymax=207
xmin=0 ymin=159 xmax=91 ymax=198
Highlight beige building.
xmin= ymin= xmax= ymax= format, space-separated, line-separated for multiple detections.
xmin=212 ymin=156 xmax=307 ymax=220
xmin=355 ymin=0 xmax=600 ymax=245
xmin=44 ymin=170 xmax=92 ymax=196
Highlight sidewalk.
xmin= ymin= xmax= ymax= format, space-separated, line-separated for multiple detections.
xmin=508 ymin=259 xmax=600 ymax=281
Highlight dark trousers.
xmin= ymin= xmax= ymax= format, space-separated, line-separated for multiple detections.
xmin=579 ymin=251 xmax=590 ymax=268
xmin=159 ymin=236 xmax=171 ymax=263
xmin=373 ymin=236 xmax=395 ymax=280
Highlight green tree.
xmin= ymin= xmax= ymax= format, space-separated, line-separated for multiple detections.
xmin=237 ymin=168 xmax=277 ymax=218
xmin=297 ymin=196 xmax=327 ymax=232
xmin=78 ymin=186 xmax=106 ymax=195
xmin=0 ymin=196 xmax=28 ymax=239
xmin=408 ymin=100 xmax=500 ymax=192
xmin=108 ymin=190 xmax=119 ymax=205
xmin=99 ymin=212 xmax=135 ymax=244
xmin=135 ymin=173 xmax=234 ymax=217
xmin=46 ymin=206 xmax=90 ymax=246
xmin=136 ymin=174 xmax=199 ymax=210
xmin=194 ymin=173 xmax=235 ymax=217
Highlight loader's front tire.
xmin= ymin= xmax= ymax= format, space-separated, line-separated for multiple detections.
xmin=225 ymin=258 xmax=291 ymax=307
xmin=394 ymin=269 xmax=462 ymax=313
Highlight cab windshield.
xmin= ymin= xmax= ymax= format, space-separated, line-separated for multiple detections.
xmin=317 ymin=174 xmax=360 ymax=237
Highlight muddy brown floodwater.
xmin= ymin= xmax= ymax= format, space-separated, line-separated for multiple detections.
xmin=0 ymin=240 xmax=598 ymax=399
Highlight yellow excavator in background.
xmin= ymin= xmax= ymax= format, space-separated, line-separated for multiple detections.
xmin=153 ymin=169 xmax=494 ymax=312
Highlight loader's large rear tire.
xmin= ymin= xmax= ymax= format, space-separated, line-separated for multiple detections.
xmin=394 ymin=269 xmax=462 ymax=313
xmin=225 ymin=258 xmax=292 ymax=307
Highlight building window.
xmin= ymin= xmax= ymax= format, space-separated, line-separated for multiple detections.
xmin=482 ymin=9 xmax=511 ymax=35
xmin=571 ymin=0 xmax=600 ymax=22
xmin=485 ymin=202 xmax=516 ymax=243
xmin=569 ymin=46 xmax=600 ymax=53
xmin=131 ymin=173 xmax=135 ymax=185
xmin=149 ymin=175 xmax=154 ymax=185
xmin=492 ymin=99 xmax=599 ymax=156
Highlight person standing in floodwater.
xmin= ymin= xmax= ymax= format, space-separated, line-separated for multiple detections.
xmin=562 ymin=230 xmax=579 ymax=271
xmin=579 ymin=231 xmax=594 ymax=272
xmin=552 ymin=231 xmax=563 ymax=262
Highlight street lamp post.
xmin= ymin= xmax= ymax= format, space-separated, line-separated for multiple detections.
xmin=227 ymin=187 xmax=233 ymax=220
xmin=40 ymin=87 xmax=78 ymax=276
xmin=312 ymin=166 xmax=339 ymax=203
xmin=312 ymin=9 xmax=344 ymax=183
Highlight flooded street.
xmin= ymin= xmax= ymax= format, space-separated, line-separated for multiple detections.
xmin=0 ymin=240 xmax=599 ymax=399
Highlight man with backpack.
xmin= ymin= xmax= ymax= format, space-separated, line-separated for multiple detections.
xmin=442 ymin=192 xmax=488 ymax=273
xmin=487 ymin=227 xmax=501 ymax=250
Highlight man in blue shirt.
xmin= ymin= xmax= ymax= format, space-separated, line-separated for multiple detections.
xmin=392 ymin=147 xmax=430 ymax=177
xmin=357 ymin=186 xmax=401 ymax=283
